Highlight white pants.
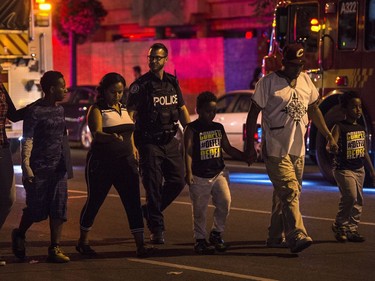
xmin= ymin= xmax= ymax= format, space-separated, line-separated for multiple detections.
xmin=189 ymin=171 xmax=231 ymax=240
xmin=333 ymin=167 xmax=365 ymax=232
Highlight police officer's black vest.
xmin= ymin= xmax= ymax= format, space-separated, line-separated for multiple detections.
xmin=137 ymin=77 xmax=180 ymax=144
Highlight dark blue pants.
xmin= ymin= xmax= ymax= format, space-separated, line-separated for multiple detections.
xmin=138 ymin=138 xmax=185 ymax=233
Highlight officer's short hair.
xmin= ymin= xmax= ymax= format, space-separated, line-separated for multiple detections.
xmin=196 ymin=91 xmax=217 ymax=110
xmin=97 ymin=72 xmax=126 ymax=98
xmin=150 ymin=43 xmax=168 ymax=56
xmin=339 ymin=91 xmax=360 ymax=109
xmin=40 ymin=71 xmax=64 ymax=94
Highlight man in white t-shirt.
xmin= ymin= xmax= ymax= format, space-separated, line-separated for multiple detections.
xmin=245 ymin=43 xmax=338 ymax=253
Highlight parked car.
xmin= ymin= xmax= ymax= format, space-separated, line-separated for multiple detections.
xmin=189 ymin=90 xmax=262 ymax=158
xmin=61 ymin=85 xmax=98 ymax=148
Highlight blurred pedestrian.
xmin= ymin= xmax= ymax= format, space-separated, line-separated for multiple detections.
xmin=12 ymin=71 xmax=70 ymax=263
xmin=77 ymin=72 xmax=151 ymax=258
xmin=329 ymin=92 xmax=375 ymax=243
xmin=245 ymin=43 xmax=338 ymax=253
xmin=0 ymin=64 xmax=23 ymax=266
xmin=127 ymin=43 xmax=190 ymax=244
xmin=249 ymin=66 xmax=262 ymax=90
xmin=184 ymin=91 xmax=250 ymax=255
xmin=133 ymin=65 xmax=142 ymax=80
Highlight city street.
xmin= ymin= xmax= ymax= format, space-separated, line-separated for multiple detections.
xmin=1 ymin=148 xmax=375 ymax=281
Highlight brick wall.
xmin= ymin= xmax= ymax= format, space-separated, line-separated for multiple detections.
xmin=53 ymin=37 xmax=258 ymax=113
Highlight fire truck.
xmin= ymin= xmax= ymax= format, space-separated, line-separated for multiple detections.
xmin=1 ymin=0 xmax=53 ymax=151
xmin=263 ymin=0 xmax=375 ymax=183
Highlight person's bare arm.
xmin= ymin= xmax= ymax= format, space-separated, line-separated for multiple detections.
xmin=184 ymin=125 xmax=194 ymax=185
xmin=179 ymin=105 xmax=191 ymax=128
xmin=308 ymin=102 xmax=338 ymax=152
xmin=221 ymin=130 xmax=249 ymax=164
xmin=245 ymin=100 xmax=261 ymax=165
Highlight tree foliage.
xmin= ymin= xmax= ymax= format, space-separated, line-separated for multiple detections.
xmin=54 ymin=0 xmax=107 ymax=45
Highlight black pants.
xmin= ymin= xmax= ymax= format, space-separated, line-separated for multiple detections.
xmin=138 ymin=137 xmax=185 ymax=233
xmin=79 ymin=152 xmax=144 ymax=234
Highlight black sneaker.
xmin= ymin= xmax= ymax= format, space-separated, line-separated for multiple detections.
xmin=76 ymin=242 xmax=97 ymax=255
xmin=194 ymin=239 xmax=215 ymax=255
xmin=209 ymin=231 xmax=228 ymax=252
xmin=11 ymin=229 xmax=26 ymax=259
xmin=136 ymin=245 xmax=154 ymax=258
xmin=346 ymin=231 xmax=365 ymax=242
xmin=150 ymin=232 xmax=165 ymax=244
xmin=266 ymin=238 xmax=288 ymax=248
xmin=331 ymin=223 xmax=347 ymax=242
xmin=289 ymin=233 xmax=313 ymax=253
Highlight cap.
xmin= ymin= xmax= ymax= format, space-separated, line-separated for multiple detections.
xmin=282 ymin=43 xmax=305 ymax=65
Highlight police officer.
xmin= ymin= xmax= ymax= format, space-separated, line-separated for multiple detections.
xmin=127 ymin=43 xmax=190 ymax=244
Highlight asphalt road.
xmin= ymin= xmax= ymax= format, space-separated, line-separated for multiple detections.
xmin=1 ymin=148 xmax=375 ymax=281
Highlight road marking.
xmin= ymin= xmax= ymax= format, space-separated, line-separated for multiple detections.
xmin=64 ymin=190 xmax=375 ymax=227
xmin=172 ymin=200 xmax=375 ymax=226
xmin=128 ymin=258 xmax=279 ymax=281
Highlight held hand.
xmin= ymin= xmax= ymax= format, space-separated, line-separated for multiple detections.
xmin=185 ymin=173 xmax=194 ymax=186
xmin=326 ymin=139 xmax=339 ymax=154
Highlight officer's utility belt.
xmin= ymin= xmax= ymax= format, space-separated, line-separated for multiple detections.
xmin=142 ymin=124 xmax=178 ymax=145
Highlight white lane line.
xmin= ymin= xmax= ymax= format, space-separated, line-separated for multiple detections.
xmin=227 ymin=205 xmax=375 ymax=226
xmin=64 ymin=190 xmax=375 ymax=226
xmin=127 ymin=258 xmax=279 ymax=281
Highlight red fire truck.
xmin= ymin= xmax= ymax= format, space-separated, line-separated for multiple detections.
xmin=1 ymin=0 xmax=53 ymax=151
xmin=263 ymin=0 xmax=375 ymax=183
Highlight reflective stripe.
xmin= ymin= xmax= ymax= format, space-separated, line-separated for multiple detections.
xmin=0 ymin=32 xmax=28 ymax=56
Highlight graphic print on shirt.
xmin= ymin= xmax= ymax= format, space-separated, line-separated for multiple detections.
xmin=346 ymin=130 xmax=365 ymax=159
xmin=282 ymin=91 xmax=307 ymax=124
xmin=200 ymin=130 xmax=222 ymax=160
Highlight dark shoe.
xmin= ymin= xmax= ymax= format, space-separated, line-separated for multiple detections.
xmin=331 ymin=223 xmax=347 ymax=242
xmin=11 ymin=229 xmax=26 ymax=259
xmin=136 ymin=245 xmax=154 ymax=258
xmin=76 ymin=243 xmax=97 ymax=255
xmin=47 ymin=245 xmax=70 ymax=263
xmin=346 ymin=231 xmax=365 ymax=242
xmin=194 ymin=239 xmax=215 ymax=255
xmin=266 ymin=238 xmax=288 ymax=248
xmin=209 ymin=231 xmax=228 ymax=252
xmin=150 ymin=232 xmax=165 ymax=244
xmin=289 ymin=233 xmax=313 ymax=253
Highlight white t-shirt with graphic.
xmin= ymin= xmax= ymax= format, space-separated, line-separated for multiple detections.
xmin=252 ymin=71 xmax=319 ymax=158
